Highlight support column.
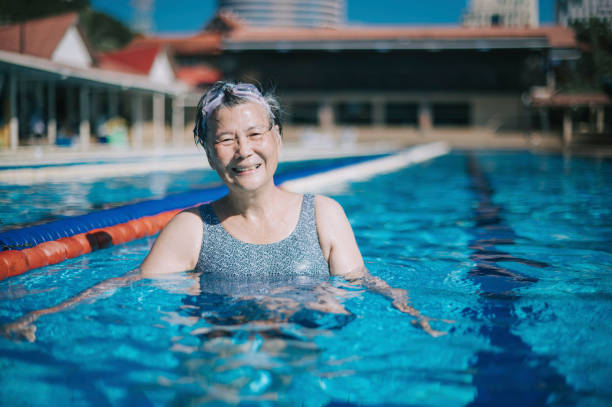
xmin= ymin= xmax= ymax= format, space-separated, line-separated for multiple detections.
xmin=79 ymin=85 xmax=90 ymax=148
xmin=172 ymin=94 xmax=185 ymax=146
xmin=9 ymin=74 xmax=18 ymax=149
xmin=91 ymin=88 xmax=99 ymax=133
xmin=19 ymin=75 xmax=27 ymax=143
xmin=153 ymin=93 xmax=165 ymax=148
xmin=562 ymin=108 xmax=572 ymax=146
xmin=318 ymin=102 xmax=334 ymax=130
xmin=372 ymin=97 xmax=385 ymax=126
xmin=596 ymin=106 xmax=605 ymax=133
xmin=131 ymin=93 xmax=144 ymax=148
xmin=418 ymin=101 xmax=432 ymax=133
xmin=47 ymin=80 xmax=56 ymax=145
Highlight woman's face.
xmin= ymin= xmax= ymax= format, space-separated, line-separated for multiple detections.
xmin=206 ymin=101 xmax=281 ymax=193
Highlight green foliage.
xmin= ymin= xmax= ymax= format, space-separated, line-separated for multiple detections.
xmin=568 ymin=19 xmax=612 ymax=92
xmin=80 ymin=10 xmax=135 ymax=52
xmin=0 ymin=0 xmax=90 ymax=22
xmin=0 ymin=0 xmax=136 ymax=53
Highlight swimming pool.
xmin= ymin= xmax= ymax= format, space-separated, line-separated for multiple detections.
xmin=0 ymin=156 xmax=379 ymax=230
xmin=0 ymin=151 xmax=610 ymax=406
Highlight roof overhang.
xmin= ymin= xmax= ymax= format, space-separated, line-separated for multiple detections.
xmin=550 ymin=48 xmax=581 ymax=62
xmin=222 ymin=37 xmax=552 ymax=52
xmin=529 ymin=88 xmax=610 ymax=107
xmin=0 ymin=49 xmax=190 ymax=96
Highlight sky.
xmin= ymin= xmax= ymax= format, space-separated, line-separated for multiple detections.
xmin=90 ymin=0 xmax=556 ymax=34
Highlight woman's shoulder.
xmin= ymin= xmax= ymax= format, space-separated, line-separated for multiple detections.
xmin=177 ymin=206 xmax=205 ymax=221
xmin=164 ymin=206 xmax=205 ymax=235
xmin=139 ymin=206 xmax=204 ymax=275
xmin=314 ymin=195 xmax=346 ymax=218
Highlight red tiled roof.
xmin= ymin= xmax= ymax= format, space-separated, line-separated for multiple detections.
xmin=176 ymin=65 xmax=222 ymax=86
xmin=127 ymin=33 xmax=222 ymax=55
xmin=97 ymin=43 xmax=162 ymax=75
xmin=223 ymin=25 xmax=577 ymax=48
xmin=0 ymin=12 xmax=78 ymax=58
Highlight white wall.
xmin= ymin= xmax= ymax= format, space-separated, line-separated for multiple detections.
xmin=51 ymin=26 xmax=92 ymax=68
xmin=149 ymin=51 xmax=175 ymax=85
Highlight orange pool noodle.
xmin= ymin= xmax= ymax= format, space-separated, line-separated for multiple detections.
xmin=36 ymin=241 xmax=68 ymax=264
xmin=57 ymin=236 xmax=86 ymax=258
xmin=22 ymin=247 xmax=49 ymax=270
xmin=0 ymin=250 xmax=28 ymax=279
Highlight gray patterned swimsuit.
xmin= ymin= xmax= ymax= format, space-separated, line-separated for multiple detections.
xmin=194 ymin=194 xmax=330 ymax=284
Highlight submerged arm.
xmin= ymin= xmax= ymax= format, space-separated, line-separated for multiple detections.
xmin=1 ymin=269 xmax=142 ymax=342
xmin=316 ymin=195 xmax=446 ymax=337
xmin=340 ymin=266 xmax=446 ymax=337
xmin=2 ymin=208 xmax=203 ymax=342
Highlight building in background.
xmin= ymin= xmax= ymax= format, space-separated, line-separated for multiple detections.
xmin=463 ymin=0 xmax=539 ymax=27
xmin=217 ymin=0 xmax=346 ymax=28
xmin=2 ymin=3 xmax=602 ymax=150
xmin=0 ymin=13 xmax=191 ymax=150
xmin=556 ymin=0 xmax=612 ymax=25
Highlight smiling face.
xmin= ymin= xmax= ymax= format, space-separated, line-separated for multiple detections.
xmin=206 ymin=101 xmax=281 ymax=194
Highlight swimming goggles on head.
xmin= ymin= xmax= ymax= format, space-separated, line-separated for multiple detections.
xmin=201 ymin=83 xmax=268 ymax=120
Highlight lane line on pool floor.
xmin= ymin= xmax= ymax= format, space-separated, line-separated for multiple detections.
xmin=464 ymin=153 xmax=575 ymax=406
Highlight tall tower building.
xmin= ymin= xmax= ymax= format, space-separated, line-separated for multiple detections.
xmin=556 ymin=0 xmax=612 ymax=25
xmin=463 ymin=0 xmax=539 ymax=27
xmin=217 ymin=0 xmax=346 ymax=28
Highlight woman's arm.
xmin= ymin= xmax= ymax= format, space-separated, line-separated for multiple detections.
xmin=140 ymin=208 xmax=203 ymax=277
xmin=315 ymin=195 xmax=447 ymax=337
xmin=1 ymin=269 xmax=142 ymax=342
xmin=2 ymin=208 xmax=203 ymax=342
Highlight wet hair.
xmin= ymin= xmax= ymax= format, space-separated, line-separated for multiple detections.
xmin=193 ymin=81 xmax=282 ymax=154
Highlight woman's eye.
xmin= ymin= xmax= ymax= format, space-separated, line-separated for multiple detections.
xmin=217 ymin=138 xmax=234 ymax=145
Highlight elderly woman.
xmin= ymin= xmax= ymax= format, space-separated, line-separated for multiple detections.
xmin=140 ymin=81 xmax=362 ymax=279
xmin=1 ymin=81 xmax=445 ymax=341
xmin=141 ymin=81 xmax=443 ymax=336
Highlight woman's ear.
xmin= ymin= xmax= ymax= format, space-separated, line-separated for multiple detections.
xmin=272 ymin=125 xmax=282 ymax=145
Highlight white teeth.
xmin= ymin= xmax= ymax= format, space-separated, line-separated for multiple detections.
xmin=234 ymin=164 xmax=261 ymax=173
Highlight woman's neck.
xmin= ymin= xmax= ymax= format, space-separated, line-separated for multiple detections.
xmin=222 ymin=183 xmax=287 ymax=219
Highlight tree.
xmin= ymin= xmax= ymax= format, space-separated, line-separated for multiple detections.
xmin=567 ymin=19 xmax=612 ymax=93
xmin=0 ymin=0 xmax=135 ymax=52
xmin=80 ymin=9 xmax=135 ymax=52
xmin=0 ymin=0 xmax=90 ymax=23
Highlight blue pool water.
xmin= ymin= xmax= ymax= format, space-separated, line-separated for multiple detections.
xmin=0 ymin=157 xmax=368 ymax=230
xmin=0 ymin=151 xmax=611 ymax=406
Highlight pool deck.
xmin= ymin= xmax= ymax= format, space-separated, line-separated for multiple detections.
xmin=1 ymin=128 xmax=610 ymax=183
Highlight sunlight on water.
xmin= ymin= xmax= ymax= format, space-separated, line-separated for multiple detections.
xmin=0 ymin=152 xmax=611 ymax=406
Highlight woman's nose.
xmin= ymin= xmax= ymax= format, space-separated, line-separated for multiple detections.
xmin=235 ymin=135 xmax=253 ymax=157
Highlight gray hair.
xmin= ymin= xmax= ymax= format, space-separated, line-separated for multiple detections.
xmin=193 ymin=81 xmax=282 ymax=157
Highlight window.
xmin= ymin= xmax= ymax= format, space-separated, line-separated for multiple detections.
xmin=336 ymin=102 xmax=372 ymax=125
xmin=288 ymin=102 xmax=319 ymax=125
xmin=432 ymin=103 xmax=471 ymax=126
xmin=385 ymin=103 xmax=418 ymax=125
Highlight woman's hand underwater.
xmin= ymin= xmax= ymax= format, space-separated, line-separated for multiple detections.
xmin=0 ymin=312 xmax=40 ymax=342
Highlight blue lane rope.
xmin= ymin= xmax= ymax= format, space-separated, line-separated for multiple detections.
xmin=0 ymin=154 xmax=389 ymax=251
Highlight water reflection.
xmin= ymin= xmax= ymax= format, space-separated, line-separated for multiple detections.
xmin=155 ymin=273 xmax=358 ymax=403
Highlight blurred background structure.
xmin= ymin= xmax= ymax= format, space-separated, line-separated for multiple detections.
xmin=556 ymin=0 xmax=612 ymax=25
xmin=0 ymin=0 xmax=611 ymax=151
xmin=463 ymin=0 xmax=539 ymax=27
xmin=217 ymin=0 xmax=346 ymax=28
